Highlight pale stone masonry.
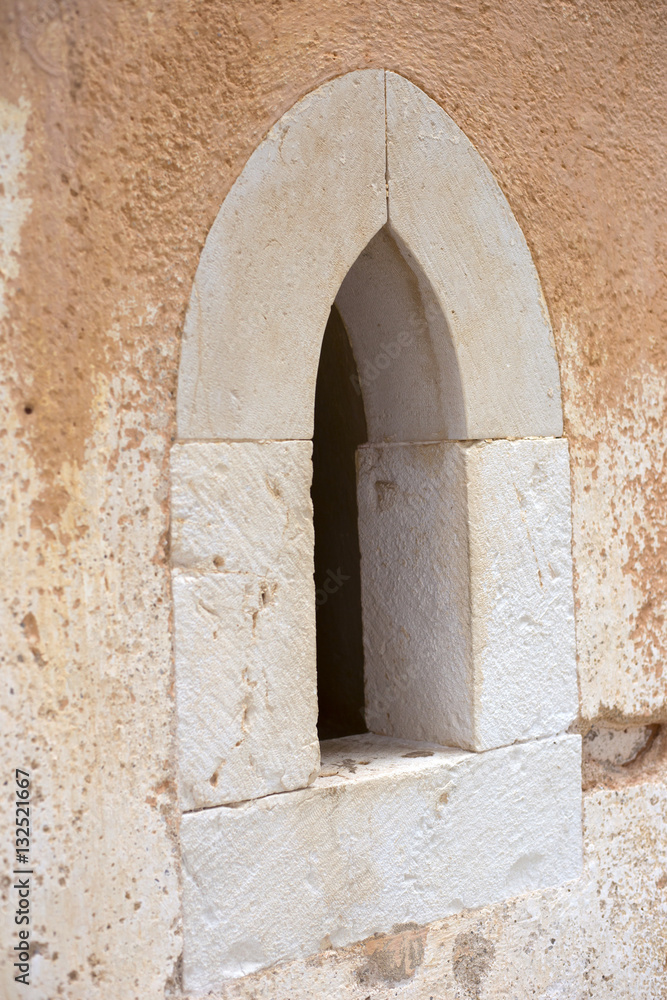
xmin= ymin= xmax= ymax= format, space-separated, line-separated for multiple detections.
xmin=4 ymin=6 xmax=666 ymax=998
xmin=171 ymin=71 xmax=582 ymax=993
xmin=358 ymin=438 xmax=577 ymax=750
xmin=177 ymin=72 xmax=562 ymax=445
xmin=171 ymin=441 xmax=319 ymax=810
xmin=181 ymin=732 xmax=582 ymax=989
xmin=176 ymin=70 xmax=387 ymax=442
xmin=385 ymin=71 xmax=563 ymax=440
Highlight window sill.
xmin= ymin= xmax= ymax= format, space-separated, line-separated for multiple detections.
xmin=181 ymin=732 xmax=581 ymax=990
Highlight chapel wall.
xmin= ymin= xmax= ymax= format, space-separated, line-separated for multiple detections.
xmin=1 ymin=3 xmax=666 ymax=997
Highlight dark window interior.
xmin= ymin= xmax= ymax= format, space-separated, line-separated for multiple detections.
xmin=312 ymin=304 xmax=368 ymax=741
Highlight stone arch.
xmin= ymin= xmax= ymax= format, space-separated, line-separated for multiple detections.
xmin=177 ymin=70 xmax=562 ymax=443
xmin=172 ymin=70 xmax=580 ymax=991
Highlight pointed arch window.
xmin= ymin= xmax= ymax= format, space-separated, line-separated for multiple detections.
xmin=170 ymin=70 xmax=581 ymax=991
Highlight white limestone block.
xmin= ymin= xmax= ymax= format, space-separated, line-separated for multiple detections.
xmin=385 ymin=71 xmax=562 ymax=439
xmin=171 ymin=441 xmax=319 ymax=809
xmin=181 ymin=732 xmax=582 ymax=989
xmin=171 ymin=440 xmax=314 ymax=575
xmin=177 ymin=70 xmax=386 ymax=441
xmin=358 ymin=438 xmax=577 ymax=751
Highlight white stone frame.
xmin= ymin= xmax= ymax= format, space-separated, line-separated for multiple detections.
xmin=172 ymin=70 xmax=581 ymax=991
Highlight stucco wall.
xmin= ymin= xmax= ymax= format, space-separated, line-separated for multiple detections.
xmin=1 ymin=2 xmax=666 ymax=997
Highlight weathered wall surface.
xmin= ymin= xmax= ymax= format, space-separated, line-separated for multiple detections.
xmin=0 ymin=2 xmax=665 ymax=998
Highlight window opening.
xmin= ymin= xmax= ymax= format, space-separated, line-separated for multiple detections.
xmin=175 ymin=72 xmax=580 ymax=993
xmin=312 ymin=304 xmax=368 ymax=740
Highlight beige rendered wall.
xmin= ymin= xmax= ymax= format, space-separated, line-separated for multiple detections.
xmin=0 ymin=2 xmax=666 ymax=998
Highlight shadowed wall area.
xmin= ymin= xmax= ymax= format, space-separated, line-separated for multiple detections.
xmin=312 ymin=305 xmax=368 ymax=740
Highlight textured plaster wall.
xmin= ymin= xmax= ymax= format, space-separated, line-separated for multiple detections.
xmin=0 ymin=2 xmax=665 ymax=998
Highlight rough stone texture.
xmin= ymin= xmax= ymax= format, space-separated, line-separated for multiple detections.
xmin=178 ymin=68 xmax=563 ymax=447
xmin=468 ymin=439 xmax=578 ymax=747
xmin=386 ymin=71 xmax=563 ymax=441
xmin=173 ymin=573 xmax=320 ymax=810
xmin=171 ymin=440 xmax=314 ymax=577
xmin=177 ymin=70 xmax=386 ymax=441
xmin=584 ymin=723 xmax=655 ymax=767
xmin=358 ymin=438 xmax=577 ymax=750
xmin=171 ymin=441 xmax=319 ymax=809
xmin=1 ymin=2 xmax=666 ymax=997
xmin=191 ymin=779 xmax=667 ymax=1000
xmin=181 ymin=733 xmax=581 ymax=991
xmin=581 ymin=723 xmax=667 ymax=797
